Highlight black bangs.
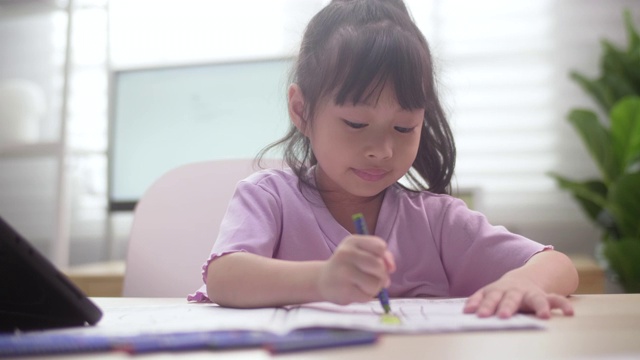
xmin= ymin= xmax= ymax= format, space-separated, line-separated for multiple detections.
xmin=325 ymin=21 xmax=429 ymax=110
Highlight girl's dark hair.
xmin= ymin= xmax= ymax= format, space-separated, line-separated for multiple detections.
xmin=257 ymin=0 xmax=456 ymax=194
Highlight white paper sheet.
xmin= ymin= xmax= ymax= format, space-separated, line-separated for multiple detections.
xmin=290 ymin=298 xmax=545 ymax=333
xmin=61 ymin=298 xmax=545 ymax=336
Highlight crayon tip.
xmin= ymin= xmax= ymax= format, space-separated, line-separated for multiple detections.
xmin=383 ymin=304 xmax=391 ymax=314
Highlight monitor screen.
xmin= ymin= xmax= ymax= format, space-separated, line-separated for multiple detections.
xmin=109 ymin=58 xmax=292 ymax=211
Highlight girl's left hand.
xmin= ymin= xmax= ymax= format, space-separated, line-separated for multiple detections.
xmin=462 ymin=275 xmax=574 ymax=319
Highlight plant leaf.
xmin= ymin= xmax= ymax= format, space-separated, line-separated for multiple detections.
xmin=607 ymin=172 xmax=640 ymax=238
xmin=622 ymin=10 xmax=640 ymax=93
xmin=601 ymin=40 xmax=627 ymax=78
xmin=601 ymin=72 xmax=636 ymax=101
xmin=599 ymin=39 xmax=640 ymax=106
xmin=548 ymin=173 xmax=607 ymax=223
xmin=603 ymin=238 xmax=640 ymax=293
xmin=624 ymin=9 xmax=640 ymax=57
xmin=568 ymin=109 xmax=619 ymax=182
xmin=610 ymin=96 xmax=640 ymax=172
xmin=569 ymin=10 xmax=640 ymax=113
xmin=569 ymin=71 xmax=615 ymax=113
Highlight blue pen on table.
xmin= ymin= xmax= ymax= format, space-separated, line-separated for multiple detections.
xmin=351 ymin=213 xmax=391 ymax=314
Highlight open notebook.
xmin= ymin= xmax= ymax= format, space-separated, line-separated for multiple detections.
xmin=0 ymin=216 xmax=102 ymax=332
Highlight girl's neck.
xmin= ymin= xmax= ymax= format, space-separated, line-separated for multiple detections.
xmin=312 ymin=165 xmax=387 ymax=234
xmin=320 ymin=189 xmax=385 ymax=235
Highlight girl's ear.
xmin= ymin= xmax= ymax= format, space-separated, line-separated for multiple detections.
xmin=288 ymin=84 xmax=308 ymax=135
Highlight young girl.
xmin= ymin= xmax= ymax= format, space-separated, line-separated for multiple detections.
xmin=189 ymin=0 xmax=578 ymax=319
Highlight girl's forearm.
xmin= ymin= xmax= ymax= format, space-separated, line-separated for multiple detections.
xmin=206 ymin=252 xmax=325 ymax=307
xmin=509 ymin=250 xmax=579 ymax=296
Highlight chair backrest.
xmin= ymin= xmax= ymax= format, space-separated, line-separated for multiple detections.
xmin=122 ymin=158 xmax=280 ymax=297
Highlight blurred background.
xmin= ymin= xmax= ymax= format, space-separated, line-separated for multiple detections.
xmin=1 ymin=0 xmax=638 ymax=293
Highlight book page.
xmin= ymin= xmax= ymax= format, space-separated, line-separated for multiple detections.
xmin=59 ymin=298 xmax=544 ymax=336
xmin=285 ymin=298 xmax=545 ymax=333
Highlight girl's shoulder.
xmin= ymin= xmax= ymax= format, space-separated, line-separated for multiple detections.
xmin=390 ymin=183 xmax=462 ymax=205
xmin=242 ymin=167 xmax=296 ymax=186
xmin=236 ymin=167 xmax=324 ymax=209
xmin=388 ymin=183 xmax=473 ymax=217
xmin=238 ymin=167 xmax=306 ymax=198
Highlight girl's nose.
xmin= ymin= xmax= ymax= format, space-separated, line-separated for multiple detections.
xmin=366 ymin=135 xmax=393 ymax=160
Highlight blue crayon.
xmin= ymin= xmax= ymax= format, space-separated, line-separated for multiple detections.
xmin=351 ymin=213 xmax=392 ymax=314
xmin=377 ymin=289 xmax=391 ymax=314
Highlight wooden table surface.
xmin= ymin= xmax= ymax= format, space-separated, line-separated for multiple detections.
xmin=15 ymin=294 xmax=640 ymax=360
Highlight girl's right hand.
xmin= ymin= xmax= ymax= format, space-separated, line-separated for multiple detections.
xmin=317 ymin=234 xmax=396 ymax=305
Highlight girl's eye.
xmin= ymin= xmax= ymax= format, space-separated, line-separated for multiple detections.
xmin=343 ymin=119 xmax=367 ymax=129
xmin=394 ymin=126 xmax=415 ymax=134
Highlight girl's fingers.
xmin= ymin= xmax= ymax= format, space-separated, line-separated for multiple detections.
xmin=351 ymin=270 xmax=386 ymax=298
xmin=523 ymin=293 xmax=573 ymax=319
xmin=475 ymin=290 xmax=504 ymax=317
xmin=348 ymin=249 xmax=386 ymax=276
xmin=463 ymin=291 xmax=484 ymax=313
xmin=464 ymin=288 xmax=574 ymax=319
xmin=328 ymin=235 xmax=397 ymax=305
xmin=548 ymin=294 xmax=574 ymax=316
xmin=496 ymin=290 xmax=524 ymax=319
xmin=344 ymin=236 xmax=394 ymax=286
xmin=338 ymin=280 xmax=380 ymax=304
xmin=525 ymin=292 xmax=552 ymax=319
xmin=351 ymin=235 xmax=388 ymax=257
xmin=383 ymin=251 xmax=396 ymax=273
xmin=336 ymin=237 xmax=386 ymax=275
xmin=341 ymin=256 xmax=387 ymax=296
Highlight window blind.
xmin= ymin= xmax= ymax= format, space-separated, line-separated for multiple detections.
xmin=408 ymin=0 xmax=639 ymax=253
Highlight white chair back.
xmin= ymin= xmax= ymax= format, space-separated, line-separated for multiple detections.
xmin=122 ymin=158 xmax=280 ymax=297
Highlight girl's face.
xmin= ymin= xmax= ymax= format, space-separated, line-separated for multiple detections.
xmin=300 ymin=84 xmax=424 ymax=201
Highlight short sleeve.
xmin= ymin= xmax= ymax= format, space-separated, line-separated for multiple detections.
xmin=210 ymin=179 xmax=284 ymax=259
xmin=188 ymin=176 xmax=283 ymax=302
xmin=436 ymin=198 xmax=550 ymax=296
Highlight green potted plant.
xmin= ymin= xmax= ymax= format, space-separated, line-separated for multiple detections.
xmin=550 ymin=10 xmax=640 ymax=293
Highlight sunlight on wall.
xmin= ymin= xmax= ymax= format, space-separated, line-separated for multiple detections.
xmin=109 ymin=0 xmax=321 ymax=67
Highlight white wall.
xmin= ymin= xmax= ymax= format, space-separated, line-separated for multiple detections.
xmin=0 ymin=3 xmax=65 ymax=257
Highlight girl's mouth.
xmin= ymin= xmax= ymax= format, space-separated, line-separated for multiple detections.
xmin=353 ymin=168 xmax=389 ymax=182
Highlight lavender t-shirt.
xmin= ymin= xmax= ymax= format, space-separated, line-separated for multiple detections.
xmin=188 ymin=168 xmax=548 ymax=302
